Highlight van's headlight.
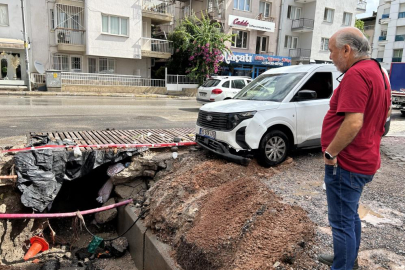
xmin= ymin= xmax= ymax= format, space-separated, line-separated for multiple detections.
xmin=227 ymin=111 xmax=257 ymax=129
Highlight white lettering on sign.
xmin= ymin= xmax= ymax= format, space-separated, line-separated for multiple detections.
xmin=228 ymin=15 xmax=275 ymax=32
xmin=220 ymin=52 xmax=253 ymax=64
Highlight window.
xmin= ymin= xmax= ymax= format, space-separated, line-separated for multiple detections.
xmin=232 ymin=30 xmax=248 ymax=49
xmin=88 ymin=58 xmax=97 ymax=73
xmin=256 ymin=36 xmax=268 ymax=54
xmin=298 ymin=72 xmax=333 ymax=100
xmin=393 ymin=49 xmax=403 ymax=62
xmin=234 ymin=0 xmax=250 ymax=11
xmin=50 ymin=9 xmax=55 ymax=29
xmin=232 ymin=80 xmax=246 ymax=89
xmin=343 ymin=12 xmax=352 ymax=26
xmin=53 ymin=54 xmax=69 ymax=71
xmin=287 ymin=6 xmax=301 ymax=20
xmin=321 ymin=38 xmax=329 ymax=51
xmin=259 ymin=2 xmax=271 ymax=18
xmin=72 ymin=14 xmax=80 ymax=30
xmin=0 ymin=4 xmax=8 ymax=26
xmin=71 ymin=56 xmax=82 ymax=72
xmin=324 ymin=8 xmax=334 ymax=23
xmin=101 ymin=14 xmax=129 ymax=36
xmin=222 ymin=81 xmax=230 ymax=88
xmin=99 ymin=58 xmax=116 ymax=73
xmin=284 ymin=35 xmax=298 ymax=49
xmin=58 ymin=11 xmax=69 ymax=28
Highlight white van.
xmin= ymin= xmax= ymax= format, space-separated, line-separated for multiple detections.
xmin=195 ymin=64 xmax=391 ymax=167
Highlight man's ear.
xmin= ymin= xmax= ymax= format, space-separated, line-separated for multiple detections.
xmin=344 ymin=44 xmax=351 ymax=55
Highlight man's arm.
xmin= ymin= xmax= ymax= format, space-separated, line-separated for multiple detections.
xmin=324 ymin=112 xmax=364 ymax=165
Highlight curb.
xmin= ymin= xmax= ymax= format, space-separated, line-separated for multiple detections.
xmin=0 ymin=91 xmax=196 ymax=99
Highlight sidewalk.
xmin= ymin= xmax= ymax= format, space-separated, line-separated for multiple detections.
xmin=0 ymin=90 xmax=195 ymax=99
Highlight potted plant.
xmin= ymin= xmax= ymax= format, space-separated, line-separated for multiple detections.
xmin=1 ymin=66 xmax=7 ymax=78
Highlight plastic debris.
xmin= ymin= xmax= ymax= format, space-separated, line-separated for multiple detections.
xmin=172 ymin=152 xmax=178 ymax=159
xmin=73 ymin=145 xmax=82 ymax=157
xmin=107 ymin=163 xmax=126 ymax=177
xmin=24 ymin=236 xmax=49 ymax=261
xmin=96 ymin=179 xmax=113 ymax=204
xmin=87 ymin=235 xmax=104 ymax=254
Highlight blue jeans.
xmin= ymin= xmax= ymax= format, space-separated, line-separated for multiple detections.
xmin=324 ymin=165 xmax=373 ymax=270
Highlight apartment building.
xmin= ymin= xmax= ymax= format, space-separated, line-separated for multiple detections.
xmin=372 ymin=0 xmax=405 ymax=71
xmin=360 ymin=12 xmax=377 ymax=48
xmin=0 ymin=1 xmax=28 ymax=85
xmin=177 ymin=0 xmax=291 ymax=78
xmin=26 ymin=0 xmax=174 ymax=79
xmin=277 ymin=0 xmax=366 ymax=64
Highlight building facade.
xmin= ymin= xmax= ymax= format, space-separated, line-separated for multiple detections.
xmin=372 ymin=0 xmax=405 ymax=72
xmin=360 ymin=12 xmax=377 ymax=49
xmin=277 ymin=0 xmax=366 ymax=64
xmin=26 ymin=0 xmax=174 ymax=79
xmin=0 ymin=0 xmax=28 ymax=85
xmin=177 ymin=0 xmax=291 ymax=78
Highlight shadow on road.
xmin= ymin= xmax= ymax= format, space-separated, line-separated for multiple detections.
xmin=178 ymin=108 xmax=200 ymax=112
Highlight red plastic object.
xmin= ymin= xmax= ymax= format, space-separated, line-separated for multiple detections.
xmin=24 ymin=236 xmax=49 ymax=261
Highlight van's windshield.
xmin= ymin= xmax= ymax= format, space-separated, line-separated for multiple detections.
xmin=233 ymin=73 xmax=306 ymax=101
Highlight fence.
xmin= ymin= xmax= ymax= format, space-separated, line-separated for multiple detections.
xmin=289 ymin=49 xmax=311 ymax=59
xmin=61 ymin=72 xmax=165 ymax=87
xmin=55 ymin=28 xmax=85 ymax=45
xmin=31 ymin=73 xmax=46 ymax=84
xmin=141 ymin=38 xmax=173 ymax=54
xmin=166 ymin=73 xmax=199 ymax=91
xmin=291 ymin=18 xmax=314 ymax=30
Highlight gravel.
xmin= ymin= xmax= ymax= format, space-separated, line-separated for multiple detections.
xmin=263 ymin=137 xmax=405 ymax=269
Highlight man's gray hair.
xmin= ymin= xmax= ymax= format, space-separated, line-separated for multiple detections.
xmin=335 ymin=31 xmax=370 ymax=58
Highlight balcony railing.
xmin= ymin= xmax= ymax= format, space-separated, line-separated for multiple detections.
xmin=395 ymin=35 xmax=405 ymax=41
xmin=379 ymin=35 xmax=387 ymax=41
xmin=142 ymin=0 xmax=174 ymax=16
xmin=376 ymin=58 xmax=383 ymax=62
xmin=392 ymin=57 xmax=403 ymax=62
xmin=167 ymin=75 xmax=199 ymax=84
xmin=61 ymin=72 xmax=165 ymax=87
xmin=141 ymin=38 xmax=173 ymax=54
xmin=207 ymin=6 xmax=225 ymax=20
xmin=357 ymin=1 xmax=367 ymax=10
xmin=399 ymin=12 xmax=405 ymax=19
xmin=382 ymin=14 xmax=389 ymax=19
xmin=291 ymin=18 xmax=314 ymax=30
xmin=56 ymin=28 xmax=85 ymax=45
xmin=289 ymin=48 xmax=311 ymax=58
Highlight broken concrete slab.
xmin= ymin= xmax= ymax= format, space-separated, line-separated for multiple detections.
xmin=143 ymin=170 xmax=156 ymax=178
xmin=95 ymin=198 xmax=118 ymax=224
xmin=114 ymin=180 xmax=147 ymax=200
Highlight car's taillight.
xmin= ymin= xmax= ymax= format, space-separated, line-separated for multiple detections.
xmin=211 ymin=88 xmax=222 ymax=94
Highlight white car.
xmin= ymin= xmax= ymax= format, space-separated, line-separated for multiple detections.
xmin=195 ymin=64 xmax=391 ymax=167
xmin=196 ymin=76 xmax=252 ymax=104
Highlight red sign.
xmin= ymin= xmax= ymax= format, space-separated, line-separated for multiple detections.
xmin=233 ymin=18 xmax=249 ymax=27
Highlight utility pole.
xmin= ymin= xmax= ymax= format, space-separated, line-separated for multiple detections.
xmin=21 ymin=0 xmax=31 ymax=91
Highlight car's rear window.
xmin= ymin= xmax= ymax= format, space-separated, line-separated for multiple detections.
xmin=202 ymin=79 xmax=220 ymax=87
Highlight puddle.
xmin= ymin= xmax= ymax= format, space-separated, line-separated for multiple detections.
xmin=359 ymin=204 xmax=404 ymax=227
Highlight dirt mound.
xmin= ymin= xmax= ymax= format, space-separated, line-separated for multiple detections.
xmin=145 ymin=154 xmax=317 ymax=270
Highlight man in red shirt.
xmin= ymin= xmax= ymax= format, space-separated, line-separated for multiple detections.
xmin=318 ymin=27 xmax=391 ymax=270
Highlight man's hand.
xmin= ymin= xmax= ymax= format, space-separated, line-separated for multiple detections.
xmin=324 ymin=154 xmax=337 ymax=165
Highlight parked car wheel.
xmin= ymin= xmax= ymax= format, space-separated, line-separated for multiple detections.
xmin=257 ymin=130 xmax=289 ymax=167
xmin=401 ymin=110 xmax=405 ymax=116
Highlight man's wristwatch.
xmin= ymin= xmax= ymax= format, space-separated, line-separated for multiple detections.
xmin=324 ymin=151 xmax=336 ymax=160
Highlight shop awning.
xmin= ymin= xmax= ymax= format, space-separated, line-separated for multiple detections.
xmin=0 ymin=38 xmax=24 ymax=50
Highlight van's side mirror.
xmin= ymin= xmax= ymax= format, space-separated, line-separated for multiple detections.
xmin=295 ymin=90 xmax=317 ymax=101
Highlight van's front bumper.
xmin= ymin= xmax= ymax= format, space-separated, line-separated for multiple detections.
xmin=195 ymin=134 xmax=250 ymax=166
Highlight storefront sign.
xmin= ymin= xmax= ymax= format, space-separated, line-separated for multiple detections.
xmin=228 ymin=15 xmax=275 ymax=32
xmin=220 ymin=52 xmax=291 ymax=67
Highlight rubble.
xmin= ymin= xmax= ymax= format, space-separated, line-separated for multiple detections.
xmin=95 ymin=198 xmax=118 ymax=224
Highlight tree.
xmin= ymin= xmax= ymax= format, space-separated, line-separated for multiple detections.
xmin=355 ymin=19 xmax=365 ymax=33
xmin=168 ymin=12 xmax=233 ymax=84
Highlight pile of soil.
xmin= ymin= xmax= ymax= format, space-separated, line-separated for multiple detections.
xmin=145 ymin=154 xmax=318 ymax=270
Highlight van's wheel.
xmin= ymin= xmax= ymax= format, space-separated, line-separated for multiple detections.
xmin=257 ymin=130 xmax=289 ymax=167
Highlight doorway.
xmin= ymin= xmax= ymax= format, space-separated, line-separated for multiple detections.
xmin=254 ymin=67 xmax=267 ymax=78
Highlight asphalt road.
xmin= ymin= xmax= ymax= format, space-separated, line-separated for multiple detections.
xmin=0 ymin=96 xmax=201 ymax=138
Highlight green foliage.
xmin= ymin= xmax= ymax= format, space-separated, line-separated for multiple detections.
xmin=355 ymin=19 xmax=365 ymax=32
xmin=168 ymin=12 xmax=233 ymax=84
xmin=1 ymin=66 xmax=6 ymax=73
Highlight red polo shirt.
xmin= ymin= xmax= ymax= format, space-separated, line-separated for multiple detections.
xmin=321 ymin=60 xmax=391 ymax=175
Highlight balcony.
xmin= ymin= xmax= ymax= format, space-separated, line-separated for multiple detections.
xmin=395 ymin=35 xmax=405 ymax=41
xmin=55 ymin=0 xmax=84 ymax=8
xmin=141 ymin=38 xmax=173 ymax=59
xmin=207 ymin=6 xmax=225 ymax=21
xmin=294 ymin=0 xmax=316 ymax=3
xmin=289 ymin=48 xmax=311 ymax=60
xmin=291 ymin=18 xmax=314 ymax=32
xmin=379 ymin=35 xmax=387 ymax=41
xmin=392 ymin=57 xmax=403 ymax=62
xmin=376 ymin=58 xmax=383 ymax=62
xmin=142 ymin=0 xmax=174 ymax=24
xmin=55 ymin=29 xmax=85 ymax=52
xmin=356 ymin=1 xmax=367 ymax=13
